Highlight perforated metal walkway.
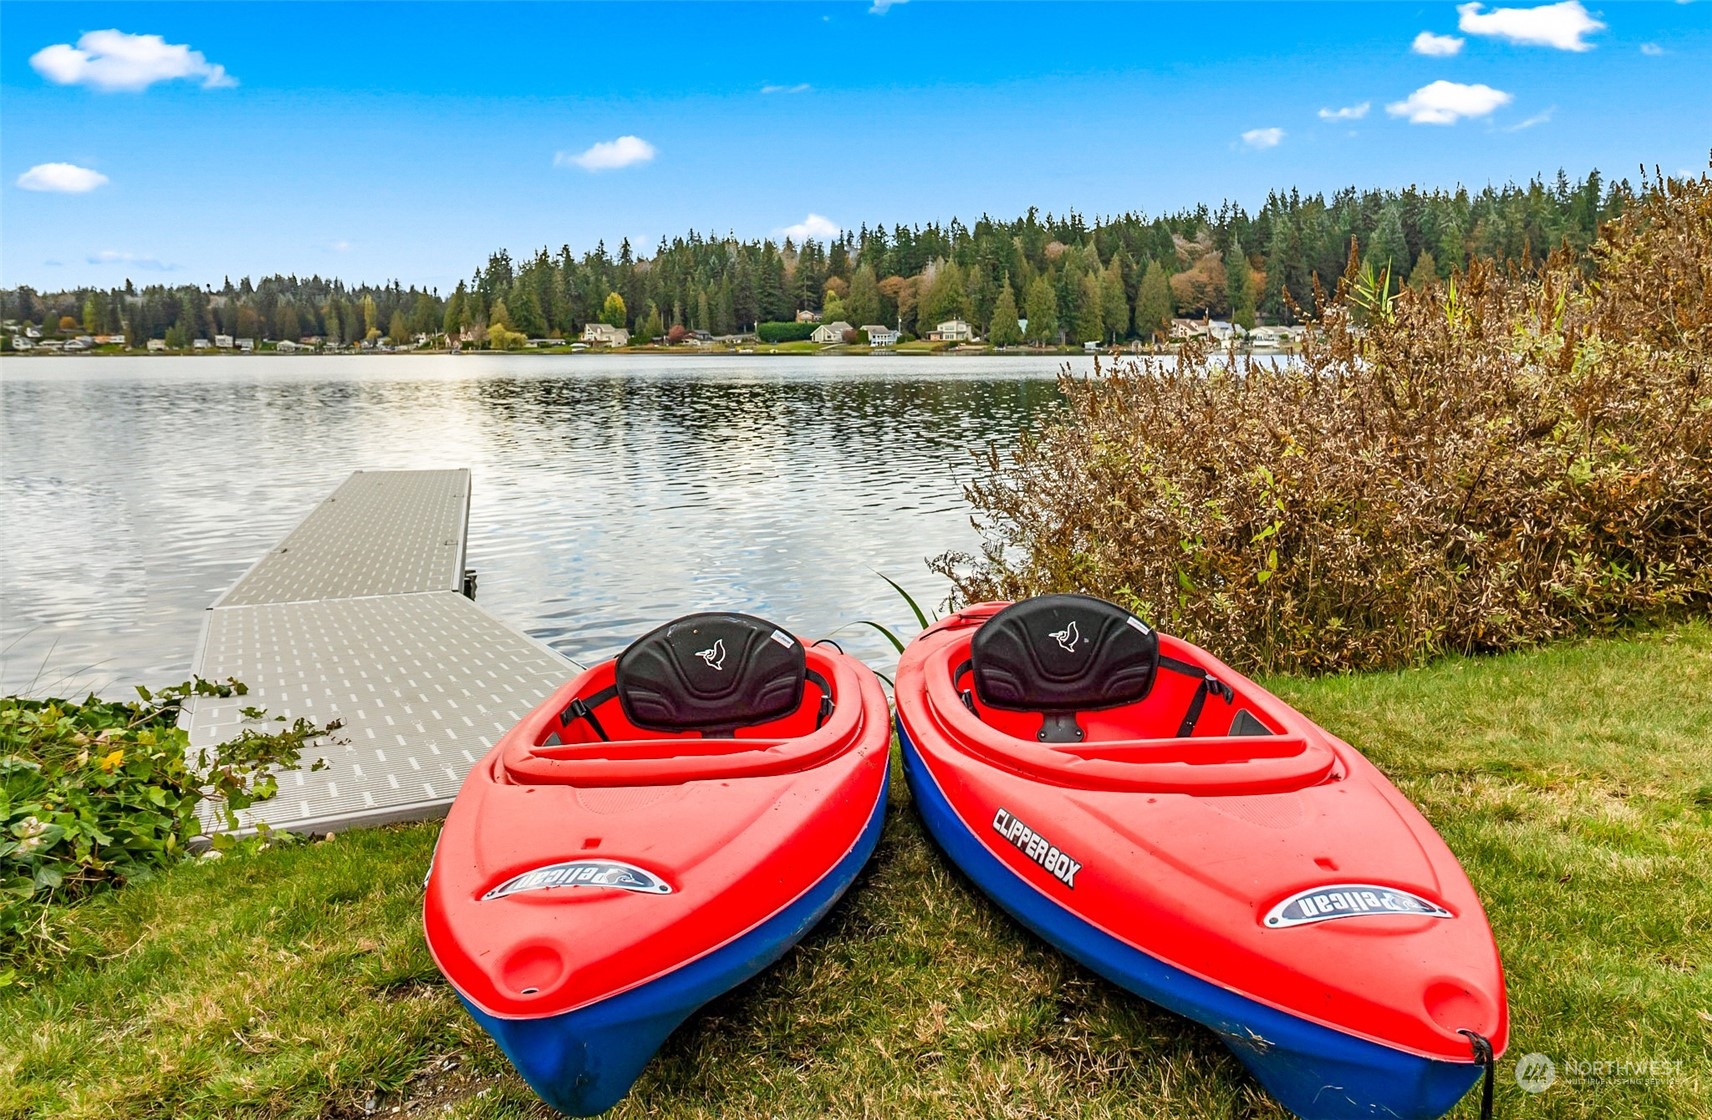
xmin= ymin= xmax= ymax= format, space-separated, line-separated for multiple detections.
xmin=184 ymin=470 xmax=574 ymax=833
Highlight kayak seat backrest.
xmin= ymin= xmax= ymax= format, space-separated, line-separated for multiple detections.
xmin=970 ymin=594 xmax=1160 ymax=715
xmin=615 ymin=612 xmax=807 ymax=736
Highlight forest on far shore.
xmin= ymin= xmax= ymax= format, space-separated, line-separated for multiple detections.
xmin=3 ymin=169 xmax=1626 ymax=348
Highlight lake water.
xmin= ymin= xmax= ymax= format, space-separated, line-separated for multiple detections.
xmin=0 ymin=354 xmax=1078 ymax=697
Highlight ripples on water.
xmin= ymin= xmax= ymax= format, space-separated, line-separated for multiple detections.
xmin=1 ymin=354 xmax=1075 ymax=696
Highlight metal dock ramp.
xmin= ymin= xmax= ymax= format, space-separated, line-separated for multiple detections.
xmin=185 ymin=470 xmax=574 ymax=833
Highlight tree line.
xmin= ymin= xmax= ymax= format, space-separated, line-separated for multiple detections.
xmin=3 ymin=169 xmax=1629 ymax=348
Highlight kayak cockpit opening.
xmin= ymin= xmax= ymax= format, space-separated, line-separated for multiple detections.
xmin=912 ymin=597 xmax=1341 ymax=794
xmin=495 ymin=613 xmax=880 ymax=787
xmin=958 ymin=594 xmax=1277 ymax=745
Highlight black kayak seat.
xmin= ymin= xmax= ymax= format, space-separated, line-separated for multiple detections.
xmin=966 ymin=594 xmax=1231 ymax=744
xmin=556 ymin=612 xmax=833 ymax=742
xmin=617 ymin=612 xmax=810 ymax=736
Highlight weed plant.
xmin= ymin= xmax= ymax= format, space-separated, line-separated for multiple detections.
xmin=0 ymin=680 xmax=335 ymax=958
xmin=935 ymin=171 xmax=1711 ymax=673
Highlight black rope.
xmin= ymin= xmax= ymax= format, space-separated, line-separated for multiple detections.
xmin=1458 ymin=1029 xmax=1496 ymax=1120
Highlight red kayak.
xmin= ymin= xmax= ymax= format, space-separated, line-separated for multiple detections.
xmin=425 ymin=612 xmax=890 ymax=1115
xmin=894 ymin=595 xmax=1507 ymax=1120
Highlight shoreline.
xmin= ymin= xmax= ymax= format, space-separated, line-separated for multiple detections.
xmin=1 ymin=343 xmax=1301 ymax=359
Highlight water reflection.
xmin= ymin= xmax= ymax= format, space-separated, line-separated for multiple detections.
xmin=1 ymin=354 xmax=1071 ymax=696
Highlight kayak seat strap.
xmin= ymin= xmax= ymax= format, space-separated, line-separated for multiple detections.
xmin=953 ymin=660 xmax=978 ymax=714
xmin=560 ymin=684 xmax=620 ymax=743
xmin=1158 ymin=654 xmax=1234 ymax=737
xmin=806 ymin=668 xmax=834 ymax=729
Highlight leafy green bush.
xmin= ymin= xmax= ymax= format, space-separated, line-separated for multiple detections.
xmin=757 ymin=321 xmax=817 ymax=343
xmin=935 ymin=171 xmax=1712 ymax=673
xmin=1 ymin=680 xmax=336 ymax=951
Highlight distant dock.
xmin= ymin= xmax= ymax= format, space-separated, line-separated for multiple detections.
xmin=184 ymin=469 xmax=574 ymax=833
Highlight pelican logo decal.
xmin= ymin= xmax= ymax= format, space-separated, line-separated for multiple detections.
xmin=993 ymin=808 xmax=1081 ymax=888
xmin=1263 ymin=884 xmax=1451 ymax=928
xmin=1048 ymin=620 xmax=1082 ymax=653
xmin=482 ymin=860 xmax=673 ymax=901
xmin=696 ymin=638 xmax=726 ymax=671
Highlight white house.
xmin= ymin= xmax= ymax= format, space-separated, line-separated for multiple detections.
xmin=811 ymin=320 xmax=853 ymax=344
xmin=926 ymin=318 xmax=975 ymax=342
xmin=583 ymin=323 xmax=630 ymax=346
xmin=861 ymin=325 xmax=900 ymax=347
xmin=9 ymin=337 xmax=33 ymax=351
xmin=277 ymin=340 xmax=303 ymax=352
xmin=146 ymin=339 xmax=168 ymax=352
xmin=215 ymin=334 xmax=235 ymax=349
xmin=236 ymin=337 xmax=255 ymax=352
xmin=192 ymin=338 xmax=211 ymax=350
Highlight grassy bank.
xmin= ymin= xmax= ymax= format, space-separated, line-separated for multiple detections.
xmin=3 ymin=623 xmax=1708 ymax=1119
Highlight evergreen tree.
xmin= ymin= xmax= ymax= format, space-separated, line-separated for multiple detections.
xmin=988 ymin=276 xmax=1022 ymax=346
xmin=1408 ymin=249 xmax=1439 ymax=290
xmin=1023 ymin=275 xmax=1058 ymax=346
xmin=388 ymin=309 xmax=407 ymax=344
xmin=917 ymin=259 xmax=971 ymax=331
xmin=1099 ymin=261 xmax=1129 ymax=341
xmin=846 ymin=263 xmax=881 ymax=327
xmin=640 ymin=301 xmax=665 ymax=341
xmin=1226 ymin=238 xmax=1257 ymax=330
xmin=510 ymin=282 xmax=547 ymax=336
xmin=1074 ymin=273 xmax=1104 ymax=343
xmin=1134 ymin=260 xmax=1173 ymax=343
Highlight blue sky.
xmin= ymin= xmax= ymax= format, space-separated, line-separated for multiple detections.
xmin=3 ymin=1 xmax=1707 ymax=292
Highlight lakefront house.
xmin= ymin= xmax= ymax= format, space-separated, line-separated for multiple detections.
xmin=582 ymin=323 xmax=631 ymax=346
xmin=811 ymin=320 xmax=853 ymax=344
xmin=926 ymin=318 xmax=975 ymax=342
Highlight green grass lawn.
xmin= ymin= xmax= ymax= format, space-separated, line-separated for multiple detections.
xmin=3 ymin=624 xmax=1708 ymax=1119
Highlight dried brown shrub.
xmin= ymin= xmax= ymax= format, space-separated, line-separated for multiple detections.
xmin=934 ymin=171 xmax=1712 ymax=674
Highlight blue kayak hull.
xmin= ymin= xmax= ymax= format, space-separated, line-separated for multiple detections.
xmin=899 ymin=720 xmax=1481 ymax=1120
xmin=462 ymin=773 xmax=888 ymax=1115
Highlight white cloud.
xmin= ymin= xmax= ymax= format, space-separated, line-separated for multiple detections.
xmin=88 ymin=250 xmax=176 ymax=271
xmin=16 ymin=162 xmax=109 ymax=192
xmin=329 ymin=240 xmax=352 ymax=252
xmin=1506 ymin=106 xmax=1556 ymax=130
xmin=555 ymin=136 xmax=656 ymax=172
xmin=870 ymin=0 xmax=907 ymax=12
xmin=781 ymin=214 xmax=841 ymax=241
xmin=1456 ymin=2 xmax=1605 ymax=51
xmin=30 ymin=29 xmax=236 ymax=92
xmin=761 ymin=83 xmax=811 ymax=94
xmin=1241 ymin=127 xmax=1285 ymax=149
xmin=1318 ymin=102 xmax=1371 ymax=121
xmin=1387 ymin=80 xmax=1513 ymax=124
xmin=1640 ymin=42 xmax=1666 ymax=55
xmin=1412 ymin=31 xmax=1466 ymax=56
